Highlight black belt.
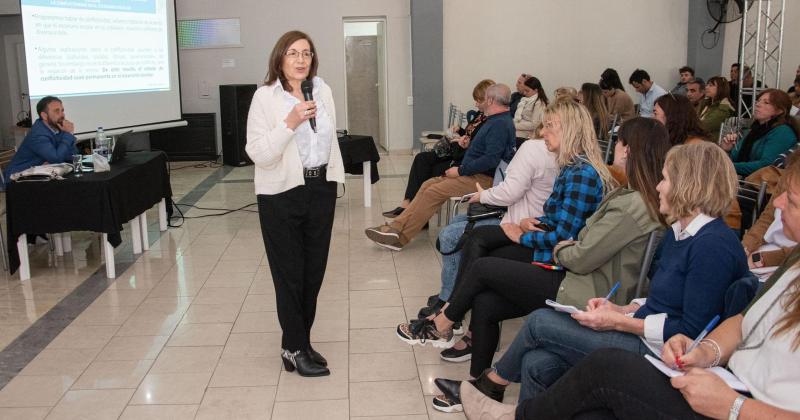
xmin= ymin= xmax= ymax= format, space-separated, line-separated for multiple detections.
xmin=303 ymin=165 xmax=327 ymax=178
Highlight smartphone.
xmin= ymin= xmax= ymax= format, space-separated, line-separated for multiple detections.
xmin=536 ymin=221 xmax=555 ymax=232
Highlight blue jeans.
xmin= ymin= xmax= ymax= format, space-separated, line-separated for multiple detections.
xmin=437 ymin=214 xmax=501 ymax=301
xmin=494 ymin=309 xmax=655 ymax=401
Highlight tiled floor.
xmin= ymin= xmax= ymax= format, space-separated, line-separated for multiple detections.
xmin=0 ymin=154 xmax=523 ymax=419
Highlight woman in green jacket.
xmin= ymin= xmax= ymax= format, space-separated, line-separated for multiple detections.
xmin=698 ymin=76 xmax=735 ymax=142
xmin=427 ymin=117 xmax=669 ymax=413
xmin=722 ymin=89 xmax=800 ymax=176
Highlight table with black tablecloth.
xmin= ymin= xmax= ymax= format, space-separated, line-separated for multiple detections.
xmin=337 ymin=134 xmax=380 ymax=207
xmin=6 ymin=151 xmax=172 ymax=279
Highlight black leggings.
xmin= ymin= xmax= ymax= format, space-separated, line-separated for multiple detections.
xmin=444 ymin=257 xmax=565 ymax=377
xmin=404 ymin=151 xmax=451 ymax=201
xmin=515 ymin=348 xmax=711 ymax=420
xmin=451 ymin=224 xmax=533 ymax=298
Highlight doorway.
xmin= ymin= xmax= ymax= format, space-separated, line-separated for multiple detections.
xmin=343 ymin=19 xmax=388 ymax=151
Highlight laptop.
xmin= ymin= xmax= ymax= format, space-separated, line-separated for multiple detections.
xmin=110 ymin=136 xmax=127 ymax=163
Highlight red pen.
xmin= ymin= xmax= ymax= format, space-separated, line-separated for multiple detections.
xmin=675 ymin=356 xmax=684 ymax=370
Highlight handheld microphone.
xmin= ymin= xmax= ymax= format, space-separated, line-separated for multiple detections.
xmin=300 ymin=80 xmax=317 ymax=133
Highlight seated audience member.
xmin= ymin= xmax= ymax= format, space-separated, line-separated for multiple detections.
xmin=397 ymin=100 xmax=616 ymax=395
xmin=552 ymin=86 xmax=578 ymax=103
xmin=653 ymin=94 xmax=708 ymax=145
xmin=509 ymin=73 xmax=530 ymax=117
xmin=365 ymin=84 xmax=516 ymax=250
xmin=740 ymin=65 xmax=765 ymax=108
xmin=578 ymin=83 xmax=610 ymax=139
xmin=426 ymin=131 xmax=559 ymax=325
xmin=464 ymin=163 xmax=800 ymax=418
xmin=685 ymin=79 xmax=705 ymax=111
xmin=670 ymin=65 xmax=695 ymax=96
xmin=788 ymin=64 xmax=800 ymax=93
xmin=5 ymin=96 xmax=77 ymax=181
xmin=721 ymin=89 xmax=799 ymax=176
xmin=382 ymin=79 xmax=493 ymax=218
xmin=599 ymin=68 xmax=636 ymax=122
xmin=698 ymin=76 xmax=736 ymax=142
xmin=730 ymin=62 xmax=741 ymax=108
xmin=789 ymin=75 xmax=800 ymax=107
xmin=453 ymin=142 xmax=747 ymax=410
xmin=742 ymin=153 xmax=800 ymax=280
xmin=513 ymin=76 xmax=548 ymax=139
xmin=428 ymin=117 xmax=669 ymax=413
xmin=629 ymin=68 xmax=667 ymax=118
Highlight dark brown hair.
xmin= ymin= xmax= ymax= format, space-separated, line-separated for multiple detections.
xmin=655 ymin=94 xmax=708 ymax=145
xmin=705 ymin=76 xmax=731 ymax=104
xmin=617 ymin=117 xmax=671 ymax=225
xmin=524 ymin=76 xmax=549 ymax=105
xmin=759 ymin=89 xmax=800 ymax=137
xmin=265 ymin=31 xmax=318 ymax=92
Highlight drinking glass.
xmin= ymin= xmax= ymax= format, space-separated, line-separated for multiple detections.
xmin=72 ymin=154 xmax=83 ymax=177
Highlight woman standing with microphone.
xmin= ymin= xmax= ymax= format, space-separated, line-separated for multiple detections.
xmin=246 ymin=30 xmax=344 ymax=377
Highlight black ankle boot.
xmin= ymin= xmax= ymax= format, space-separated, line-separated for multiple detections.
xmin=307 ymin=346 xmax=327 ymax=367
xmin=282 ymin=349 xmax=330 ymax=377
xmin=473 ymin=368 xmax=506 ymax=402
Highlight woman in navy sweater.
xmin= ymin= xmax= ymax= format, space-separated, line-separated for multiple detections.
xmin=448 ymin=141 xmax=749 ymax=404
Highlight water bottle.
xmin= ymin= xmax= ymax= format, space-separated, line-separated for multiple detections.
xmin=95 ymin=127 xmax=109 ymax=159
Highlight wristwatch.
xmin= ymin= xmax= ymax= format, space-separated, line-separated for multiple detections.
xmin=729 ymin=395 xmax=747 ymax=420
xmin=751 ymin=252 xmax=764 ymax=268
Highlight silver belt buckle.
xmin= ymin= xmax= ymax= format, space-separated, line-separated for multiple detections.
xmin=305 ymin=167 xmax=319 ymax=178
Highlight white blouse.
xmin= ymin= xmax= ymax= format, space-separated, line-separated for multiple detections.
xmin=277 ymin=77 xmax=333 ymax=168
xmin=728 ymin=267 xmax=800 ymax=412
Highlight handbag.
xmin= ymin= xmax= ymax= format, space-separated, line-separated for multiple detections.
xmin=436 ymin=202 xmax=507 ymax=256
xmin=431 ymin=138 xmax=454 ymax=159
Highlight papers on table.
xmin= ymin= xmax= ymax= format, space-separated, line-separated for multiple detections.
xmin=545 ymin=299 xmax=583 ymax=314
xmin=644 ymin=355 xmax=749 ymax=392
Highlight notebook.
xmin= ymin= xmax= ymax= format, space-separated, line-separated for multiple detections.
xmin=644 ymin=354 xmax=749 ymax=392
xmin=545 ymin=299 xmax=583 ymax=314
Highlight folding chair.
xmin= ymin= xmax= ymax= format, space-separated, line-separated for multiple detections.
xmin=737 ymin=180 xmax=769 ymax=237
xmin=634 ymin=230 xmax=663 ymax=299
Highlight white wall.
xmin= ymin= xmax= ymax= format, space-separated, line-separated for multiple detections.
xmin=176 ymin=0 xmax=412 ymax=151
xmin=721 ymin=1 xmax=800 ymax=90
xmin=443 ymin=0 xmax=689 ymax=112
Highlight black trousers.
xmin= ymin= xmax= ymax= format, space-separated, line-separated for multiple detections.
xmin=404 ymin=151 xmax=451 ymax=201
xmin=516 ymin=348 xmax=711 ymax=420
xmin=257 ymin=176 xmax=337 ymax=352
xmin=444 ymin=256 xmax=565 ymax=377
xmin=450 ymin=224 xmax=533 ymax=300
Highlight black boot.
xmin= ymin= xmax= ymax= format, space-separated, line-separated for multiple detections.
xmin=473 ymin=368 xmax=507 ymax=401
xmin=307 ymin=346 xmax=328 ymax=367
xmin=432 ymin=369 xmax=506 ymax=413
xmin=282 ymin=349 xmax=330 ymax=377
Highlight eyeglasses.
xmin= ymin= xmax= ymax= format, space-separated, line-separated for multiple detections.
xmin=285 ymin=50 xmax=314 ymax=60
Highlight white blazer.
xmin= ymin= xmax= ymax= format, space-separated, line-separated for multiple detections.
xmin=246 ymin=77 xmax=345 ymax=195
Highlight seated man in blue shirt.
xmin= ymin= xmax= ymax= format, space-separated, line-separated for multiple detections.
xmin=5 ymin=96 xmax=77 ymax=182
xmin=629 ymin=69 xmax=667 ymax=118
